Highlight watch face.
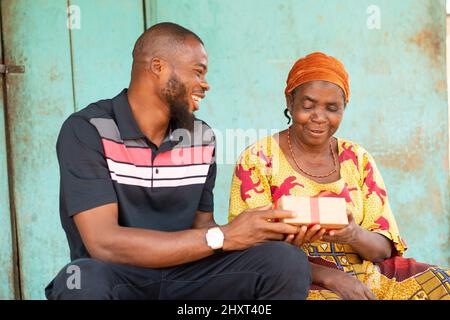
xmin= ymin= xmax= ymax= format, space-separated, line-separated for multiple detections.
xmin=207 ymin=228 xmax=224 ymax=249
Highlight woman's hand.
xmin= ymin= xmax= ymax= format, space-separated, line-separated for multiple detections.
xmin=284 ymin=224 xmax=327 ymax=247
xmin=321 ymin=210 xmax=362 ymax=245
xmin=311 ymin=263 xmax=377 ymax=300
xmin=326 ymin=271 xmax=377 ymax=300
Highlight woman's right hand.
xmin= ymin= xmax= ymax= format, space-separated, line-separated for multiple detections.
xmin=284 ymin=224 xmax=327 ymax=247
xmin=326 ymin=272 xmax=378 ymax=300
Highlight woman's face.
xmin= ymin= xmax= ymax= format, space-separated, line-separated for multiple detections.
xmin=287 ymin=80 xmax=346 ymax=147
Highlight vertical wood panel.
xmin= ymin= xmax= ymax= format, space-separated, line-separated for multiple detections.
xmin=3 ymin=0 xmax=145 ymax=299
xmin=2 ymin=0 xmax=74 ymax=299
xmin=144 ymin=0 xmax=157 ymax=28
xmin=0 ymin=4 xmax=15 ymax=300
xmin=70 ymin=0 xmax=144 ymax=110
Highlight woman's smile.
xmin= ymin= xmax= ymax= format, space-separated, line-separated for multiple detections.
xmin=306 ymin=127 xmax=327 ymax=136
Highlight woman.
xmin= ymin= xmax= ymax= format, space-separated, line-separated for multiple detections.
xmin=228 ymin=52 xmax=449 ymax=300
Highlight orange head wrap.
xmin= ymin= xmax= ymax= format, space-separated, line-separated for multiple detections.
xmin=284 ymin=52 xmax=350 ymax=104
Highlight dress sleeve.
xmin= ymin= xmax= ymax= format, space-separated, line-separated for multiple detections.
xmin=228 ymin=143 xmax=273 ymax=222
xmin=359 ymin=151 xmax=407 ymax=256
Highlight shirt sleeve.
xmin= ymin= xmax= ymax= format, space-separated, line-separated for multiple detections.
xmin=197 ymin=126 xmax=217 ymax=213
xmin=359 ymin=151 xmax=408 ymax=256
xmin=197 ymin=161 xmax=216 ymax=212
xmin=228 ymin=143 xmax=273 ymax=222
xmin=57 ymin=116 xmax=117 ymax=217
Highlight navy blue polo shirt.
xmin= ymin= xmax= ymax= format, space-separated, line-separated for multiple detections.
xmin=56 ymin=89 xmax=216 ymax=261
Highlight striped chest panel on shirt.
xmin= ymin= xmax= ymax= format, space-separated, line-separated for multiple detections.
xmin=89 ymin=118 xmax=214 ymax=188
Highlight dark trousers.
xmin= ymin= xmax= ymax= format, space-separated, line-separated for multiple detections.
xmin=45 ymin=242 xmax=311 ymax=300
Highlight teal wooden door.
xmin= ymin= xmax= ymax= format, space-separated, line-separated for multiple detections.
xmin=2 ymin=0 xmax=77 ymax=299
xmin=1 ymin=0 xmax=144 ymax=299
xmin=0 ymin=5 xmax=15 ymax=299
xmin=1 ymin=0 xmax=448 ymax=299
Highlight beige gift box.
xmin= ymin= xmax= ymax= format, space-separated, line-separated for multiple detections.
xmin=278 ymin=196 xmax=349 ymax=229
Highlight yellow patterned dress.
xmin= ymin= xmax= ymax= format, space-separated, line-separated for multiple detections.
xmin=228 ymin=135 xmax=450 ymax=300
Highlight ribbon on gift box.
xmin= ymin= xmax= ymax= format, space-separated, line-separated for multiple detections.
xmin=274 ymin=197 xmax=320 ymax=224
xmin=310 ymin=197 xmax=320 ymax=225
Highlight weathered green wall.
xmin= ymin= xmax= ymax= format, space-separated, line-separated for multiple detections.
xmin=0 ymin=6 xmax=15 ymax=299
xmin=157 ymin=0 xmax=449 ymax=266
xmin=0 ymin=0 xmax=448 ymax=299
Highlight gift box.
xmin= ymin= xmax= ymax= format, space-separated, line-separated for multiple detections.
xmin=278 ymin=196 xmax=348 ymax=229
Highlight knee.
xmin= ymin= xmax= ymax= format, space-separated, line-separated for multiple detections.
xmin=255 ymin=242 xmax=310 ymax=278
xmin=251 ymin=242 xmax=311 ymax=298
xmin=45 ymin=258 xmax=115 ymax=300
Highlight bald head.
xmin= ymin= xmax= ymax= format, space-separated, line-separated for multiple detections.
xmin=132 ymin=22 xmax=204 ymax=63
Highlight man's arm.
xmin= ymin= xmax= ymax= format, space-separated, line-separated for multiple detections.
xmin=192 ymin=211 xmax=218 ymax=229
xmin=74 ymin=203 xmax=300 ymax=269
xmin=74 ymin=203 xmax=218 ymax=268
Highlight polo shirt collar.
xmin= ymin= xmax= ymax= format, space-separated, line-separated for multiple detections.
xmin=112 ymin=89 xmax=177 ymax=143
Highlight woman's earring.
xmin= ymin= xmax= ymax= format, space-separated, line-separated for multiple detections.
xmin=284 ymin=108 xmax=291 ymax=124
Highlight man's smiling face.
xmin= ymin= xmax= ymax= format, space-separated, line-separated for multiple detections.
xmin=161 ymin=36 xmax=210 ymax=131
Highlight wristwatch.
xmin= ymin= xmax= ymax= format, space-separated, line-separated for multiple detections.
xmin=206 ymin=227 xmax=224 ymax=253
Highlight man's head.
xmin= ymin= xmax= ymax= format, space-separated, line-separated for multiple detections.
xmin=131 ymin=22 xmax=210 ymax=131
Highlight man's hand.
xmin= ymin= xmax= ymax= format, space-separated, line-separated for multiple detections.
xmin=284 ymin=224 xmax=327 ymax=247
xmin=222 ymin=205 xmax=300 ymax=251
xmin=326 ymin=271 xmax=377 ymax=300
xmin=321 ymin=210 xmax=362 ymax=245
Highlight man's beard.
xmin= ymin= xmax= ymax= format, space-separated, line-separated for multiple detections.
xmin=162 ymin=73 xmax=195 ymax=132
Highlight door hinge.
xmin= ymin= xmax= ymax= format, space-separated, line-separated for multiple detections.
xmin=0 ymin=64 xmax=25 ymax=74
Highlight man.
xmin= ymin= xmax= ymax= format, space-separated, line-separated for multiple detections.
xmin=45 ymin=22 xmax=311 ymax=300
